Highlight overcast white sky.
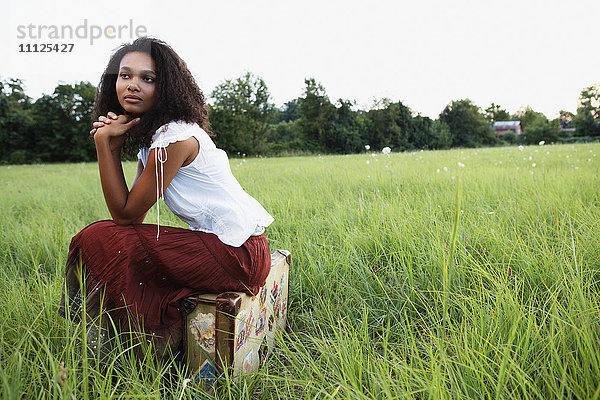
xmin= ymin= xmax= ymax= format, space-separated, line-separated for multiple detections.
xmin=3 ymin=0 xmax=599 ymax=119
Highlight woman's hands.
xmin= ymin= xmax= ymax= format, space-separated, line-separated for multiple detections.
xmin=90 ymin=112 xmax=140 ymax=152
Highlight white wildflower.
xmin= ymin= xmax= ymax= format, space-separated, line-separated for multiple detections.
xmin=366 ymin=160 xmax=370 ymax=165
xmin=365 ymin=145 xmax=370 ymax=150
xmin=382 ymin=146 xmax=391 ymax=155
xmin=443 ymin=166 xmax=448 ymax=172
xmin=457 ymin=162 xmax=465 ymax=168
xmin=436 ymin=168 xmax=440 ymax=173
xmin=518 ymin=145 xmax=524 ymax=151
xmin=532 ymin=163 xmax=536 ymax=167
xmin=539 ymin=140 xmax=545 ymax=145
xmin=371 ymin=153 xmax=376 ymax=157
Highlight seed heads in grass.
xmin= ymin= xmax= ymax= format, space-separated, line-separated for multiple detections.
xmin=56 ymin=362 xmax=68 ymax=387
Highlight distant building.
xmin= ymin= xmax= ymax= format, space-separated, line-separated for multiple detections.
xmin=493 ymin=121 xmax=522 ymax=136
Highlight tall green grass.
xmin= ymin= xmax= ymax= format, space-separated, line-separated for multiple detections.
xmin=0 ymin=143 xmax=599 ymax=398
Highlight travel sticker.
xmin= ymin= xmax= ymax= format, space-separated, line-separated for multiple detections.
xmin=189 ymin=312 xmax=215 ymax=351
xmin=274 ymin=297 xmax=281 ymax=319
xmin=235 ymin=311 xmax=248 ymax=352
xmin=268 ymin=315 xmax=274 ymax=331
xmin=255 ymin=307 xmax=266 ymax=335
xmin=258 ymin=336 xmax=268 ymax=364
xmin=242 ymin=350 xmax=257 ymax=374
xmin=259 ymin=286 xmax=267 ymax=306
xmin=244 ymin=308 xmax=255 ymax=340
xmin=270 ymin=280 xmax=280 ymax=305
xmin=193 ymin=359 xmax=216 ymax=387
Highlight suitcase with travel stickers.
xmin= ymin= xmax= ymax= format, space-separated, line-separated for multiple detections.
xmin=181 ymin=249 xmax=290 ymax=386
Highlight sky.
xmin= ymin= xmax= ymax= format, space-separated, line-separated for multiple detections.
xmin=2 ymin=0 xmax=599 ymax=119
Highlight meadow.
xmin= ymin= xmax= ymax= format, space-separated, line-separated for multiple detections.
xmin=0 ymin=142 xmax=599 ymax=399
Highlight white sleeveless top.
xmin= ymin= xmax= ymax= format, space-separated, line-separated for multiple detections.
xmin=137 ymin=120 xmax=274 ymax=247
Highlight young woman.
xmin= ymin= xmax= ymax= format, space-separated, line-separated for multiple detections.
xmin=60 ymin=37 xmax=274 ymax=357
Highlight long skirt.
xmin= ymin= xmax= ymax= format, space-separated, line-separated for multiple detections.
xmin=59 ymin=220 xmax=271 ymax=357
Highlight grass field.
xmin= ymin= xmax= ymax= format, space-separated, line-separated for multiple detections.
xmin=1 ymin=143 xmax=599 ymax=399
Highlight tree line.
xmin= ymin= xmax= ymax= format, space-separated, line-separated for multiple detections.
xmin=1 ymin=74 xmax=598 ymax=164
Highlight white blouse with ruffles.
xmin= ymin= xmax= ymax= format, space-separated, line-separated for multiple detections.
xmin=137 ymin=120 xmax=274 ymax=247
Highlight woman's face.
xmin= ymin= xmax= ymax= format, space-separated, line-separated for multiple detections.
xmin=116 ymin=51 xmax=157 ymax=116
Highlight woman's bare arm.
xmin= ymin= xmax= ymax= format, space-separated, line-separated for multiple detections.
xmin=130 ymin=160 xmax=148 ymax=224
xmin=93 ymin=115 xmax=197 ymax=225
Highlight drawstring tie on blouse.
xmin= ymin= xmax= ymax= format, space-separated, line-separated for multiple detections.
xmin=154 ymin=142 xmax=168 ymax=240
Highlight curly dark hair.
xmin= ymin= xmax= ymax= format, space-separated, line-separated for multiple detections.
xmin=94 ymin=36 xmax=210 ymax=148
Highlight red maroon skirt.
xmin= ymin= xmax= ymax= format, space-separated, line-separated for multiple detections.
xmin=60 ymin=220 xmax=271 ymax=355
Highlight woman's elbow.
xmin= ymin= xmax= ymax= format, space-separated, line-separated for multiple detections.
xmin=109 ymin=205 xmax=147 ymax=225
xmin=112 ymin=217 xmax=136 ymax=226
xmin=111 ymin=212 xmax=140 ymax=226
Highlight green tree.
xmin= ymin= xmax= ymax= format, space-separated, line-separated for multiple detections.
xmin=31 ymin=82 xmax=96 ymax=162
xmin=573 ymin=85 xmax=600 ymax=136
xmin=0 ymin=79 xmax=35 ymax=163
xmin=266 ymin=120 xmax=303 ymax=154
xmin=556 ymin=110 xmax=573 ymax=130
xmin=439 ymin=99 xmax=496 ymax=147
xmin=410 ymin=117 xmax=452 ymax=149
xmin=278 ymin=99 xmax=300 ymax=122
xmin=521 ymin=120 xmax=561 ymax=144
xmin=364 ymin=100 xmax=413 ymax=151
xmin=511 ymin=106 xmax=547 ymax=131
xmin=323 ymin=99 xmax=362 ymax=153
xmin=297 ymin=78 xmax=335 ymax=152
xmin=509 ymin=106 xmax=564 ymax=144
xmin=210 ymin=72 xmax=274 ymax=155
xmin=485 ymin=103 xmax=511 ymax=122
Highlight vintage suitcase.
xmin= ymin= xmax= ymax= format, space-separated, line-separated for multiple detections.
xmin=182 ymin=249 xmax=290 ymax=386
